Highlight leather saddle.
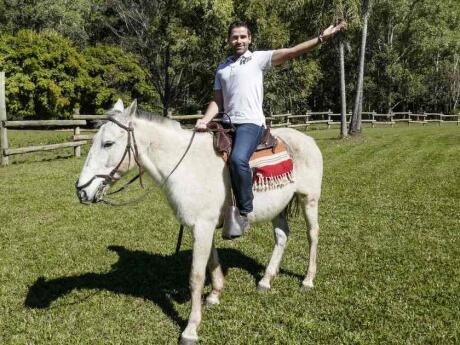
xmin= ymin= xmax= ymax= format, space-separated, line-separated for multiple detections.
xmin=206 ymin=121 xmax=278 ymax=162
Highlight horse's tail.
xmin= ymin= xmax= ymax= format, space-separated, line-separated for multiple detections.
xmin=285 ymin=193 xmax=302 ymax=221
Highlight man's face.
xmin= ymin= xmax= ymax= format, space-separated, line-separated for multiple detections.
xmin=228 ymin=26 xmax=251 ymax=56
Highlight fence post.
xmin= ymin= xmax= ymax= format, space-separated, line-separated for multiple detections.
xmin=73 ymin=107 xmax=81 ymax=157
xmin=392 ymin=112 xmax=396 ymax=127
xmin=0 ymin=72 xmax=8 ymax=166
xmin=327 ymin=109 xmax=332 ymax=129
xmin=372 ymin=110 xmax=376 ymax=128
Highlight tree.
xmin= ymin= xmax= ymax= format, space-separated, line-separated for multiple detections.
xmin=103 ymin=0 xmax=233 ymax=115
xmin=332 ymin=0 xmax=360 ymax=138
xmin=349 ymin=0 xmax=373 ymax=135
xmin=0 ymin=0 xmax=93 ymax=45
xmin=0 ymin=30 xmax=158 ymax=119
xmin=81 ymin=45 xmax=160 ymax=114
xmin=0 ymin=30 xmax=87 ymax=119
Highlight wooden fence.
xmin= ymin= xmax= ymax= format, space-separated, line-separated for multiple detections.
xmin=1 ymin=72 xmax=459 ymax=166
xmin=264 ymin=110 xmax=460 ymax=128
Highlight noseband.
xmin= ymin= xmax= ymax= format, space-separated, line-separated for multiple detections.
xmin=75 ymin=117 xmax=144 ymax=201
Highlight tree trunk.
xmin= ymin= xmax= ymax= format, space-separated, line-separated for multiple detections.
xmin=349 ymin=0 xmax=371 ymax=135
xmin=339 ymin=37 xmax=348 ymax=138
xmin=163 ymin=44 xmax=171 ymax=116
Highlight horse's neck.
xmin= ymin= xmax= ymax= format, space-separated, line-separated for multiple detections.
xmin=133 ymin=118 xmax=193 ymax=183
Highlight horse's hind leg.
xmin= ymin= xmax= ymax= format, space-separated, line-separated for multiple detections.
xmin=301 ymin=194 xmax=320 ymax=289
xmin=205 ymin=240 xmax=224 ymax=305
xmin=257 ymin=210 xmax=289 ymax=291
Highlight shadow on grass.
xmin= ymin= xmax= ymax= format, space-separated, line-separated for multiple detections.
xmin=25 ymin=245 xmax=302 ymax=328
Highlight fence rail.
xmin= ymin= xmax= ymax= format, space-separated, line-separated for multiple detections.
xmin=1 ymin=72 xmax=459 ymax=166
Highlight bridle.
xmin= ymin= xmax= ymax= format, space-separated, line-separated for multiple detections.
xmin=75 ymin=117 xmax=145 ymax=203
xmin=75 ymin=112 xmax=229 ymax=254
xmin=75 ymin=116 xmax=196 ymax=206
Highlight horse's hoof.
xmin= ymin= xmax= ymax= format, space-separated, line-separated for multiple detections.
xmin=180 ymin=335 xmax=198 ymax=345
xmin=301 ymin=282 xmax=314 ymax=291
xmin=206 ymin=294 xmax=220 ymax=306
xmin=257 ymin=283 xmax=270 ymax=292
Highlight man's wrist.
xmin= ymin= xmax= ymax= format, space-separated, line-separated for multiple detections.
xmin=197 ymin=119 xmax=208 ymax=126
xmin=317 ymin=32 xmax=324 ymax=44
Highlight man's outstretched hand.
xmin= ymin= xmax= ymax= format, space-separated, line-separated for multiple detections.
xmin=322 ymin=21 xmax=347 ymax=40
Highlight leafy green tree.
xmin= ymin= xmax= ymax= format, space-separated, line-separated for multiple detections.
xmin=0 ymin=0 xmax=93 ymax=45
xmin=0 ymin=30 xmax=87 ymax=119
xmin=104 ymin=0 xmax=234 ymax=115
xmin=0 ymin=30 xmax=159 ymax=119
xmin=81 ymin=45 xmax=160 ymax=114
xmin=365 ymin=0 xmax=460 ymax=113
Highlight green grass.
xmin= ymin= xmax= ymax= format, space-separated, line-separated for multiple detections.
xmin=0 ymin=125 xmax=459 ymax=344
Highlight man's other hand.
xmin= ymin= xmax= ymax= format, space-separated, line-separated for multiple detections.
xmin=195 ymin=119 xmax=208 ymax=132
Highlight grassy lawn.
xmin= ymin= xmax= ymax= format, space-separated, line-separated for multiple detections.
xmin=0 ymin=125 xmax=459 ymax=344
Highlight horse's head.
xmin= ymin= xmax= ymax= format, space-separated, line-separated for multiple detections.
xmin=76 ymin=99 xmax=138 ymax=203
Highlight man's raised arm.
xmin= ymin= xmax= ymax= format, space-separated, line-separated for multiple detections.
xmin=271 ymin=21 xmax=347 ymax=66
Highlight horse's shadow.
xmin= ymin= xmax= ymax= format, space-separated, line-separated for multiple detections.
xmin=25 ymin=246 xmax=302 ymax=328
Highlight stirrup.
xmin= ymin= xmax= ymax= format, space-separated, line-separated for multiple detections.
xmin=222 ymin=206 xmax=249 ymax=240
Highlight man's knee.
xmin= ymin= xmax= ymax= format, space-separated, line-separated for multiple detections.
xmin=230 ymin=153 xmax=248 ymax=170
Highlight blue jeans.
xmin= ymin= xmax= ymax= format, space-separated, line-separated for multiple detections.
xmin=229 ymin=123 xmax=265 ymax=215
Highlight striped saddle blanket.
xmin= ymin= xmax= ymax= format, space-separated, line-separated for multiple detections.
xmin=249 ymin=138 xmax=294 ymax=192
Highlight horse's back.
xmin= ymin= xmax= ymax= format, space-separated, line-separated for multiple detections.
xmin=271 ymin=127 xmax=323 ymax=198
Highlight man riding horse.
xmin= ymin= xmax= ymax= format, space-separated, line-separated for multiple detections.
xmin=195 ymin=20 xmax=346 ymax=238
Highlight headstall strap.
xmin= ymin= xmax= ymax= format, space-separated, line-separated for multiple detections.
xmin=77 ymin=115 xmax=196 ymax=211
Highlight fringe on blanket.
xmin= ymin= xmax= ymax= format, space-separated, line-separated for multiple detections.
xmin=253 ymin=171 xmax=295 ymax=192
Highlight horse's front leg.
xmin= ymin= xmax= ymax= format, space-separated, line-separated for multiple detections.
xmin=180 ymin=221 xmax=214 ymax=345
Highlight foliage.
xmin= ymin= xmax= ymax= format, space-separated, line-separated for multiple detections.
xmin=0 ymin=30 xmax=87 ymax=119
xmin=0 ymin=0 xmax=459 ymax=117
xmin=0 ymin=0 xmax=93 ymax=45
xmin=102 ymin=0 xmax=234 ymax=115
xmin=0 ymin=30 xmax=159 ymax=119
xmin=365 ymin=0 xmax=460 ymax=113
xmin=81 ymin=45 xmax=160 ymax=114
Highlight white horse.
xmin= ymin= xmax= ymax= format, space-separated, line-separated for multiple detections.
xmin=76 ymin=100 xmax=323 ymax=344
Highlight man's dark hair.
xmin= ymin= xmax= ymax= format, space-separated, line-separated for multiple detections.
xmin=227 ymin=21 xmax=251 ymax=38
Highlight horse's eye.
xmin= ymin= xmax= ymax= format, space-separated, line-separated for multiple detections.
xmin=103 ymin=141 xmax=114 ymax=148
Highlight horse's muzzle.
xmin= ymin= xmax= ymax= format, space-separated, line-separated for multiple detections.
xmin=77 ymin=189 xmax=89 ymax=203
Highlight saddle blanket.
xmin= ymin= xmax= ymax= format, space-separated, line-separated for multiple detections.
xmin=249 ymin=139 xmax=294 ymax=192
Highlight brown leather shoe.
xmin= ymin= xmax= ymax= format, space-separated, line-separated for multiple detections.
xmin=222 ymin=206 xmax=250 ymax=240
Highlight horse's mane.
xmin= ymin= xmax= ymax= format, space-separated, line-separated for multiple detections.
xmin=137 ymin=109 xmax=183 ymax=130
xmin=96 ymin=108 xmax=182 ymax=131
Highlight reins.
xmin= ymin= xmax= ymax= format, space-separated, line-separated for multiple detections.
xmin=76 ymin=114 xmax=228 ymax=254
xmin=90 ymin=117 xmax=197 ymax=207
xmin=100 ymin=130 xmax=197 ymax=207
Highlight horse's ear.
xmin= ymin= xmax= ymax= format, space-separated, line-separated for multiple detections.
xmin=113 ymin=99 xmax=124 ymax=113
xmin=126 ymin=99 xmax=138 ymax=119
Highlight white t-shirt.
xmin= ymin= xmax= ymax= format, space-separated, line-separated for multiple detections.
xmin=214 ymin=50 xmax=273 ymax=126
